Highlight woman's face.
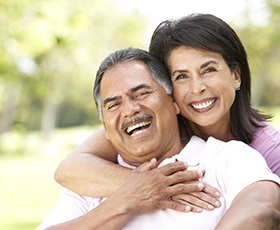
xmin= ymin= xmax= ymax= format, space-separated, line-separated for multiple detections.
xmin=167 ymin=46 xmax=241 ymax=130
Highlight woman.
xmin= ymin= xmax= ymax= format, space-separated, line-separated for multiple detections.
xmin=149 ymin=13 xmax=280 ymax=173
xmin=54 ymin=14 xmax=280 ymax=210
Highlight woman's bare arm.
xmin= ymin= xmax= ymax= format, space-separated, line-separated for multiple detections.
xmin=215 ymin=180 xmax=280 ymax=230
xmin=54 ymin=127 xmax=221 ymax=210
xmin=54 ymin=127 xmax=130 ymax=197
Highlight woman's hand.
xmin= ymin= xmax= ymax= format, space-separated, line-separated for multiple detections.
xmin=117 ymin=159 xmax=220 ymax=214
xmin=171 ymin=183 xmax=221 ymax=212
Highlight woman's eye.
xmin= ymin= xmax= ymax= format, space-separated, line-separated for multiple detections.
xmin=203 ymin=67 xmax=216 ymax=74
xmin=175 ymin=74 xmax=188 ymax=81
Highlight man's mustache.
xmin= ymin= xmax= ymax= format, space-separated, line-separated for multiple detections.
xmin=121 ymin=114 xmax=153 ymax=131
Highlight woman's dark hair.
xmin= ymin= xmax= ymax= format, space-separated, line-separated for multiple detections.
xmin=149 ymin=13 xmax=271 ymax=144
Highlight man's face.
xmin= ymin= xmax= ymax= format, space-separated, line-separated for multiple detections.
xmin=100 ymin=60 xmax=181 ymax=166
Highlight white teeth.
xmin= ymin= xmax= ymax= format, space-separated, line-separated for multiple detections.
xmin=127 ymin=122 xmax=150 ymax=134
xmin=192 ymin=100 xmax=215 ymax=109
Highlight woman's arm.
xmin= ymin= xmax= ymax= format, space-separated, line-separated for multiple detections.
xmin=215 ymin=180 xmax=280 ymax=230
xmin=54 ymin=127 xmax=129 ymax=197
xmin=44 ymin=160 xmax=201 ymax=230
xmin=55 ymin=127 xmax=221 ymax=210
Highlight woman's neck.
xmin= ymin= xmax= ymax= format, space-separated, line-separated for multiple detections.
xmin=188 ymin=121 xmax=236 ymax=142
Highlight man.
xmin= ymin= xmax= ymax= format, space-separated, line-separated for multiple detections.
xmin=37 ymin=48 xmax=280 ymax=230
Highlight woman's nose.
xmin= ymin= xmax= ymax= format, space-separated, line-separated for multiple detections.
xmin=190 ymin=78 xmax=206 ymax=95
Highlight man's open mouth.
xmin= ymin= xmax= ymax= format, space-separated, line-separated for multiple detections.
xmin=126 ymin=121 xmax=151 ymax=136
xmin=121 ymin=114 xmax=153 ymax=136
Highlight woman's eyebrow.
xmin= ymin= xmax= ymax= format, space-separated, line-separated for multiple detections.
xmin=171 ymin=69 xmax=188 ymax=77
xmin=200 ymin=60 xmax=218 ymax=69
xmin=171 ymin=60 xmax=219 ymax=76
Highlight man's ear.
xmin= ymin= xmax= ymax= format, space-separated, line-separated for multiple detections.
xmin=102 ymin=121 xmax=110 ymax=140
xmin=173 ymin=101 xmax=180 ymax=115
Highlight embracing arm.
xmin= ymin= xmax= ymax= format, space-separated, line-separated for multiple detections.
xmin=215 ymin=180 xmax=280 ymax=230
xmin=54 ymin=127 xmax=130 ymax=197
xmin=44 ymin=160 xmax=204 ymax=230
xmin=55 ymin=126 xmax=221 ymax=210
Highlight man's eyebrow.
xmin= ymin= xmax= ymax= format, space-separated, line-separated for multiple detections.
xmin=102 ymin=83 xmax=153 ymax=107
xmin=103 ymin=96 xmax=121 ymax=108
xmin=129 ymin=83 xmax=152 ymax=93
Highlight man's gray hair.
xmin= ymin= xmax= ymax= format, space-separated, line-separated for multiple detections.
xmin=93 ymin=48 xmax=172 ymax=120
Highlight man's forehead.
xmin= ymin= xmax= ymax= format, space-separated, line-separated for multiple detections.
xmin=101 ymin=81 xmax=155 ymax=101
xmin=100 ymin=61 xmax=156 ymax=92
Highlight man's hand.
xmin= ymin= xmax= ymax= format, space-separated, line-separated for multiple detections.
xmin=113 ymin=159 xmax=215 ymax=214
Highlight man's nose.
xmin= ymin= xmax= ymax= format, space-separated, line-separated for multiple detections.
xmin=122 ymin=98 xmax=141 ymax=117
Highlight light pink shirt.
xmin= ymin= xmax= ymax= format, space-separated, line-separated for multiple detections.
xmin=250 ymin=122 xmax=280 ymax=176
xmin=37 ymin=136 xmax=280 ymax=230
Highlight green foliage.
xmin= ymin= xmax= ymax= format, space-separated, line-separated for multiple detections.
xmin=232 ymin=0 xmax=280 ymax=106
xmin=0 ymin=0 xmax=147 ymax=136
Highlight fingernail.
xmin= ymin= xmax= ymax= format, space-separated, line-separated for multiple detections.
xmin=197 ymin=183 xmax=204 ymax=189
xmin=215 ymin=192 xmax=221 ymax=197
xmin=198 ymin=170 xmax=203 ymax=177
xmin=215 ymin=201 xmax=221 ymax=207
xmin=185 ymin=206 xmax=191 ymax=212
xmin=208 ymin=204 xmax=214 ymax=210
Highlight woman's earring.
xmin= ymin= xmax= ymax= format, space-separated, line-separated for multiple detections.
xmin=236 ymin=86 xmax=240 ymax=91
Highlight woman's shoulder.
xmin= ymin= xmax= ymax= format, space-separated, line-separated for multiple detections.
xmin=250 ymin=121 xmax=280 ymax=176
xmin=253 ymin=121 xmax=280 ymax=143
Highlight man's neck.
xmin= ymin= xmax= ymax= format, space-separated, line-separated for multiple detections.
xmin=156 ymin=140 xmax=185 ymax=166
xmin=118 ymin=137 xmax=185 ymax=168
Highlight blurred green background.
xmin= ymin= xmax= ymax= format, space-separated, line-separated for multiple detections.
xmin=0 ymin=0 xmax=279 ymax=229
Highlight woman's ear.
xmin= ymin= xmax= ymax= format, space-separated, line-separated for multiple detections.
xmin=233 ymin=65 xmax=241 ymax=89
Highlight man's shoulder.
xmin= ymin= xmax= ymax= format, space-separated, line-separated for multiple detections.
xmin=202 ymin=137 xmax=260 ymax=164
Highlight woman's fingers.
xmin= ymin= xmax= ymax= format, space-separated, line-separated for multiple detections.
xmin=171 ymin=189 xmax=221 ymax=211
xmin=121 ymin=160 xmax=221 ymax=213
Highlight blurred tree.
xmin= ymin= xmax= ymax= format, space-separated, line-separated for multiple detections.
xmin=233 ymin=0 xmax=280 ymax=106
xmin=0 ymin=0 xmax=147 ymax=141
